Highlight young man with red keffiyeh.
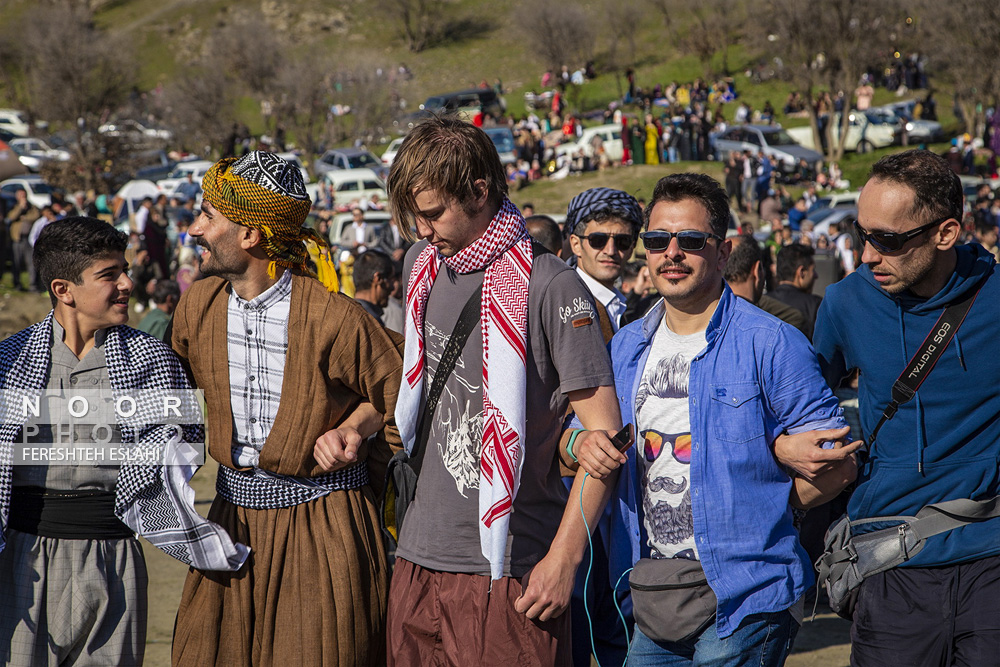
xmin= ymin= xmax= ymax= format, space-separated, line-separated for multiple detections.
xmin=386 ymin=116 xmax=628 ymax=666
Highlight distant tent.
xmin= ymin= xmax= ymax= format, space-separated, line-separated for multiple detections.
xmin=111 ymin=179 xmax=159 ymax=232
xmin=0 ymin=140 xmax=28 ymax=181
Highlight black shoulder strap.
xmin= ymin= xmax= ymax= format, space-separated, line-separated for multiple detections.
xmin=410 ymin=285 xmax=483 ymax=470
xmin=868 ymin=279 xmax=985 ymax=450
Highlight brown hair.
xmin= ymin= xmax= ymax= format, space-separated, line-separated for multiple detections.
xmin=644 ymin=173 xmax=730 ymax=239
xmin=868 ymin=149 xmax=963 ymax=224
xmin=387 ymin=115 xmax=508 ymax=242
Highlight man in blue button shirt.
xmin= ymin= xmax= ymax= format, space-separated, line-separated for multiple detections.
xmin=571 ymin=173 xmax=858 ymax=665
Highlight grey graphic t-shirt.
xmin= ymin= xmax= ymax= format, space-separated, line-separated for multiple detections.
xmin=396 ymin=241 xmax=614 ymax=577
xmin=635 ymin=321 xmax=706 ymax=560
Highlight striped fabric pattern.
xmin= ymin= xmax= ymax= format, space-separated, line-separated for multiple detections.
xmin=397 ymin=198 xmax=533 ymax=580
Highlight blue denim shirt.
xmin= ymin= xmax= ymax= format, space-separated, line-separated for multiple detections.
xmin=602 ymin=286 xmax=846 ymax=638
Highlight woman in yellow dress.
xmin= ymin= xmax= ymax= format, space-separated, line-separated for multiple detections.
xmin=644 ymin=114 xmax=660 ymax=165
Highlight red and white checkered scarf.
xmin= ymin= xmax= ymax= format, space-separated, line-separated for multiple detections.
xmin=397 ymin=198 xmax=532 ymax=579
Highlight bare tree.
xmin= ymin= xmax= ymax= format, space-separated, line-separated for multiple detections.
xmin=270 ymin=58 xmax=337 ymax=159
xmin=159 ymin=66 xmax=240 ymax=155
xmin=516 ymin=0 xmax=595 ymax=74
xmin=326 ymin=57 xmax=407 ymax=148
xmin=374 ymin=0 xmax=446 ymax=52
xmin=747 ymin=0 xmax=901 ymax=162
xmin=213 ymin=13 xmax=288 ymax=95
xmin=650 ymin=0 xmax=746 ymax=78
xmin=603 ymin=0 xmax=645 ymax=97
xmin=0 ymin=1 xmax=138 ymax=192
xmin=912 ymin=0 xmax=1000 ymax=137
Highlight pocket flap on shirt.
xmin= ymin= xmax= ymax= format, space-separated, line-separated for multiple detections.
xmin=709 ymin=382 xmax=759 ymax=408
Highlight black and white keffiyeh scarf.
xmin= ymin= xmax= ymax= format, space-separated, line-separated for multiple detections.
xmin=0 ymin=313 xmax=249 ymax=571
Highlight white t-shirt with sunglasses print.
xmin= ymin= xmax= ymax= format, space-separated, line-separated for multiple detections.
xmin=635 ymin=321 xmax=706 ymax=560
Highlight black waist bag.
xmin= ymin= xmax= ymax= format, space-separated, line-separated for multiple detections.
xmin=629 ymin=557 xmax=717 ymax=644
xmin=380 ymin=287 xmax=481 ymax=544
xmin=381 ymin=450 xmax=418 ymax=543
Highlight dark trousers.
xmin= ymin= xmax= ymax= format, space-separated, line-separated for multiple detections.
xmin=569 ymin=529 xmax=632 ymax=667
xmin=851 ymin=553 xmax=1000 ymax=666
xmin=10 ymin=238 xmax=30 ymax=290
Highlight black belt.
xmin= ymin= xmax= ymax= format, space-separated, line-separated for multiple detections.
xmin=8 ymin=486 xmax=134 ymax=539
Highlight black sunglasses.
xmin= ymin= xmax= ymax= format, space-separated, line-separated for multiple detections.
xmin=853 ymin=217 xmax=949 ymax=253
xmin=640 ymin=230 xmax=722 ymax=252
xmin=576 ymin=232 xmax=635 ymax=253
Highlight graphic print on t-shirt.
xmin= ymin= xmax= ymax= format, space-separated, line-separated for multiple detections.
xmin=425 ymin=320 xmax=484 ymax=498
xmin=635 ymin=325 xmax=705 ymax=560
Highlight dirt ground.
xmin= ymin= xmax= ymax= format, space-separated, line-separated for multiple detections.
xmin=1 ymin=293 xmax=853 ymax=666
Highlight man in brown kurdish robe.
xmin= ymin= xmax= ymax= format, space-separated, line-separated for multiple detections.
xmin=170 ymin=151 xmax=402 ymax=666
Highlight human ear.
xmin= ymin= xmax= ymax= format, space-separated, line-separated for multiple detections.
xmin=934 ymin=217 xmax=962 ymax=251
xmin=242 ymin=226 xmax=263 ymax=251
xmin=50 ymin=279 xmax=74 ymax=306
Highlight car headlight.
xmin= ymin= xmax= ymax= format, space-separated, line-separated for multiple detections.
xmin=905 ymin=122 xmax=914 ymax=132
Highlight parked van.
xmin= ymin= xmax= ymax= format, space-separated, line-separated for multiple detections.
xmin=785 ymin=111 xmax=898 ymax=154
xmin=320 ymin=168 xmax=387 ymax=208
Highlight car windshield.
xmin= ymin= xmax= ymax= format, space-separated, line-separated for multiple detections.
xmin=866 ymin=111 xmax=897 ymax=125
xmin=764 ymin=129 xmax=798 ymax=146
xmin=347 ymin=154 xmax=380 ymax=168
xmin=487 ymin=131 xmax=515 ymax=152
xmin=424 ymin=96 xmax=446 ymax=110
xmin=30 ymin=182 xmax=54 ymax=194
xmin=166 ymin=167 xmax=195 ymax=179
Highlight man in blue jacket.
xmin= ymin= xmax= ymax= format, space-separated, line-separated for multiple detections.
xmin=572 ymin=173 xmax=857 ymax=664
xmin=804 ymin=149 xmax=1000 ymax=665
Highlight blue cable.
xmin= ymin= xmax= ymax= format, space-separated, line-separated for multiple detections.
xmin=579 ymin=473 xmax=601 ymax=667
xmin=580 ymin=473 xmax=635 ymax=667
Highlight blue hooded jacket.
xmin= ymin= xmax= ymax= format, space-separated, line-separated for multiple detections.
xmin=814 ymin=243 xmax=1000 ymax=567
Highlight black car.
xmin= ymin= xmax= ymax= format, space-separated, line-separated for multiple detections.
xmin=394 ymin=88 xmax=504 ymax=132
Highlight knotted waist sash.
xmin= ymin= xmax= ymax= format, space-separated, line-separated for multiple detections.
xmin=215 ymin=463 xmax=370 ymax=510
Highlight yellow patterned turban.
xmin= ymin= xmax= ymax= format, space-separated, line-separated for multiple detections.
xmin=202 ymin=151 xmax=338 ymax=290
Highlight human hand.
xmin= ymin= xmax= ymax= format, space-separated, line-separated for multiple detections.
xmin=572 ymin=429 xmax=628 ymax=480
xmin=513 ymin=552 xmax=576 ymax=622
xmin=313 ymin=427 xmax=363 ymax=472
xmin=773 ymin=426 xmax=862 ymax=481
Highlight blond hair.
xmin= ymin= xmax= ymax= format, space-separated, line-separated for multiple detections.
xmin=387 ymin=115 xmax=508 ymax=242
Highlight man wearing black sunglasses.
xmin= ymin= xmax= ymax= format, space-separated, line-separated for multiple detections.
xmin=564 ymin=187 xmax=643 ymax=341
xmin=560 ymin=187 xmax=643 ymax=667
xmin=781 ymin=149 xmax=1000 ymax=666
xmin=568 ymin=173 xmax=858 ymax=665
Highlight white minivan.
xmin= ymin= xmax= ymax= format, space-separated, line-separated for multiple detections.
xmin=320 ymin=168 xmax=387 ymax=208
xmin=554 ymin=124 xmax=624 ymax=164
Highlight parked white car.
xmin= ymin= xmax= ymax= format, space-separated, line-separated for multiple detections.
xmin=381 ymin=137 xmax=405 ymax=167
xmin=0 ymin=175 xmax=54 ymax=209
xmin=328 ymin=210 xmax=392 ymax=248
xmin=554 ymin=124 xmax=624 ymax=164
xmin=319 ymin=168 xmax=387 ymax=208
xmin=9 ymin=138 xmax=71 ymax=172
xmin=0 ymin=109 xmax=32 ymax=138
xmin=156 ymin=160 xmax=215 ymax=197
xmin=786 ymin=111 xmax=897 ymax=154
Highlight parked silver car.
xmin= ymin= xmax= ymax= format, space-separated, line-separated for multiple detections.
xmin=314 ymin=147 xmax=388 ymax=181
xmin=872 ymin=102 xmax=944 ymax=143
xmin=711 ymin=125 xmax=824 ymax=174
